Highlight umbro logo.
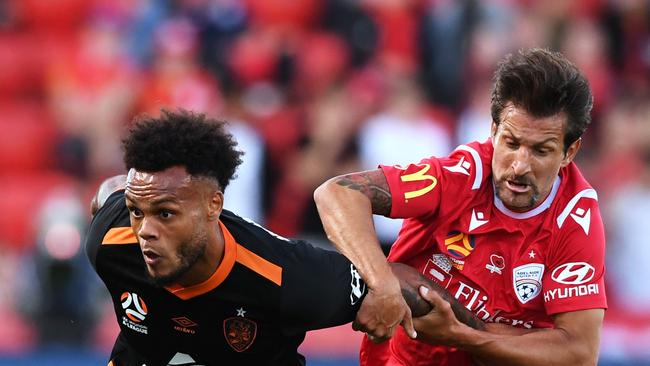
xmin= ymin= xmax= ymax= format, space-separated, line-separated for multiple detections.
xmin=569 ymin=207 xmax=591 ymax=235
xmin=469 ymin=209 xmax=488 ymax=232
xmin=173 ymin=316 xmax=198 ymax=335
xmin=443 ymin=157 xmax=471 ymax=176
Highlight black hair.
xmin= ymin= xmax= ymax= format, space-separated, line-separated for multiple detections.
xmin=122 ymin=109 xmax=243 ymax=192
xmin=491 ymin=48 xmax=593 ymax=151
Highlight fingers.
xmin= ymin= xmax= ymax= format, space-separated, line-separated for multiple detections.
xmin=367 ymin=333 xmax=391 ymax=344
xmin=419 ymin=286 xmax=453 ymax=315
xmin=419 ymin=285 xmax=443 ymax=309
xmin=353 ymin=318 xmax=396 ymax=341
xmin=352 ymin=320 xmax=361 ymax=332
xmin=401 ymin=303 xmax=418 ymax=339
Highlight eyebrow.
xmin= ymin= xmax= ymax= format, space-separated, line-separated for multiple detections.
xmin=502 ymin=129 xmax=559 ymax=146
xmin=124 ymin=195 xmax=179 ymax=207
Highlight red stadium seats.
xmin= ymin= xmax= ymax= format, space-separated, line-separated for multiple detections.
xmin=0 ymin=102 xmax=58 ymax=172
xmin=0 ymin=173 xmax=75 ymax=251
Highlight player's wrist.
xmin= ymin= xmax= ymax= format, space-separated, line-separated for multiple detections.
xmin=370 ymin=272 xmax=401 ymax=296
xmin=364 ymin=262 xmax=399 ymax=291
xmin=453 ymin=324 xmax=495 ymax=351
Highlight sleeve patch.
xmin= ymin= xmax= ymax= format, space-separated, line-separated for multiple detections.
xmin=399 ymin=163 xmax=438 ymax=200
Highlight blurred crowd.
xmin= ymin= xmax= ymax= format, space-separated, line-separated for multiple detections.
xmin=0 ymin=0 xmax=649 ymax=360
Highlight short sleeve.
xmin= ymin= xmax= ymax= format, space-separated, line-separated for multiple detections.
xmin=543 ymin=197 xmax=607 ymax=315
xmin=279 ymin=240 xmax=366 ymax=332
xmin=380 ymin=143 xmax=488 ymax=220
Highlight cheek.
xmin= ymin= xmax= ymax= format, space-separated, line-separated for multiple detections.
xmin=492 ymin=151 xmax=511 ymax=174
xmin=533 ymin=158 xmax=560 ymax=182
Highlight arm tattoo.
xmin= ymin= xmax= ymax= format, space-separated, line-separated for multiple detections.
xmin=335 ymin=170 xmax=392 ymax=216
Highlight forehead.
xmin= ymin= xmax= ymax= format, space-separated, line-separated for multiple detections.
xmin=125 ymin=166 xmax=195 ymax=201
xmin=498 ymin=104 xmax=566 ymax=144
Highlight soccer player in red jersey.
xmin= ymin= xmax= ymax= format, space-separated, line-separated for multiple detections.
xmin=315 ymin=48 xmax=606 ymax=365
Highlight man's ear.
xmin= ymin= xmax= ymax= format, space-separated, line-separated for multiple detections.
xmin=561 ymin=138 xmax=582 ymax=168
xmin=207 ymin=191 xmax=224 ymax=221
xmin=490 ymin=121 xmax=498 ymax=139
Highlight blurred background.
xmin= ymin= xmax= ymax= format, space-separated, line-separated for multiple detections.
xmin=0 ymin=0 xmax=649 ymax=364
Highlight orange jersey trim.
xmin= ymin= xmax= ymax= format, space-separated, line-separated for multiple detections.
xmin=235 ymin=244 xmax=282 ymax=286
xmin=165 ymin=220 xmax=237 ymax=300
xmin=102 ymin=227 xmax=137 ymax=245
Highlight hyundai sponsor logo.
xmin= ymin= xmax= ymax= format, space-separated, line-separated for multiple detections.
xmin=551 ymin=262 xmax=595 ymax=285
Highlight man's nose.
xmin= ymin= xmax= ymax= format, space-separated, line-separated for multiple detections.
xmin=511 ymin=148 xmax=532 ymax=176
xmin=137 ymin=217 xmax=158 ymax=241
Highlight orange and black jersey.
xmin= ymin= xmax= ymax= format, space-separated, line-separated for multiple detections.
xmin=85 ymin=190 xmax=366 ymax=366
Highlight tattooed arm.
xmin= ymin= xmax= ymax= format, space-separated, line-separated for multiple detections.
xmin=314 ymin=170 xmax=417 ymax=341
xmin=315 ymin=171 xmax=524 ymax=343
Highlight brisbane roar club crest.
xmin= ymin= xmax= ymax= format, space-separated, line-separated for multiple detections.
xmin=223 ymin=309 xmax=257 ymax=353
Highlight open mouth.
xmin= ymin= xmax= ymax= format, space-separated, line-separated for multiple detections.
xmin=142 ymin=249 xmax=161 ymax=265
xmin=506 ymin=180 xmax=531 ymax=193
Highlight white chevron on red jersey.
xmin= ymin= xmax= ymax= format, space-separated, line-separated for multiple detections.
xmin=361 ymin=139 xmax=607 ymax=366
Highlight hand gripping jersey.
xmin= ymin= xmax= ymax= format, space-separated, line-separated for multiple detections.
xmin=86 ymin=191 xmax=366 ymax=366
xmin=361 ymin=139 xmax=607 ymax=366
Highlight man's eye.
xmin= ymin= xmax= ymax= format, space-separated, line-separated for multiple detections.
xmin=160 ymin=211 xmax=174 ymax=219
xmin=129 ymin=208 xmax=143 ymax=218
xmin=505 ymin=141 xmax=518 ymax=149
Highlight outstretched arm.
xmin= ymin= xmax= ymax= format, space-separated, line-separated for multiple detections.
xmin=414 ymin=287 xmax=603 ymax=365
xmin=90 ymin=175 xmax=126 ymax=216
xmin=314 ymin=170 xmax=416 ymax=340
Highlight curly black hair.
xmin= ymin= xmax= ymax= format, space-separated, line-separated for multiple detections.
xmin=491 ymin=48 xmax=593 ymax=152
xmin=122 ymin=109 xmax=243 ymax=192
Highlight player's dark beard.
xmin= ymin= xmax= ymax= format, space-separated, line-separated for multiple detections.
xmin=146 ymin=230 xmax=208 ymax=287
xmin=494 ymin=175 xmax=540 ymax=209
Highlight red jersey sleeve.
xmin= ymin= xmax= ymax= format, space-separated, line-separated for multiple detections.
xmin=379 ymin=142 xmax=490 ymax=220
xmin=543 ymin=192 xmax=607 ymax=315
xmin=380 ymin=157 xmax=443 ymax=219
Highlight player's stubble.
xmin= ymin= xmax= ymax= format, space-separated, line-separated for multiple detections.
xmin=493 ymin=174 xmax=541 ymax=210
xmin=145 ymin=229 xmax=209 ymax=287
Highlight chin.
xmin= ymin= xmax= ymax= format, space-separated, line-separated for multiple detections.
xmin=498 ymin=192 xmax=534 ymax=211
xmin=145 ymin=268 xmax=177 ymax=287
xmin=507 ymin=196 xmax=538 ymax=211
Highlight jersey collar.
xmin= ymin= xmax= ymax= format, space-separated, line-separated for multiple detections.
xmin=493 ymin=176 xmax=561 ymax=219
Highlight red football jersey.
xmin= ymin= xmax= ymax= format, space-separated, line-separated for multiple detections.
xmin=360 ymin=139 xmax=607 ymax=366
